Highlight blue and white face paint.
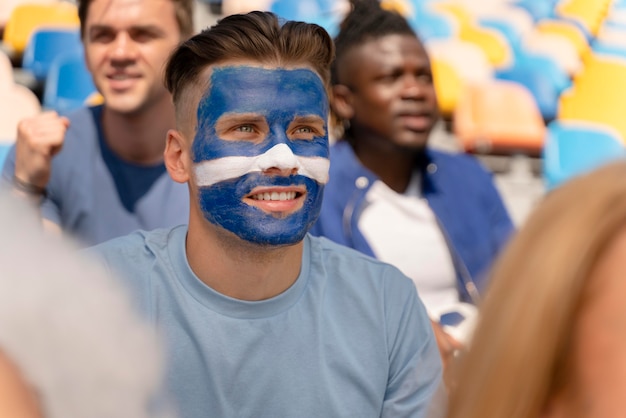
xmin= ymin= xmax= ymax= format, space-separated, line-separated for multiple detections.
xmin=192 ymin=66 xmax=330 ymax=246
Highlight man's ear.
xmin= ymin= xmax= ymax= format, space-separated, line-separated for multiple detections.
xmin=331 ymin=84 xmax=355 ymax=121
xmin=164 ymin=129 xmax=190 ymax=184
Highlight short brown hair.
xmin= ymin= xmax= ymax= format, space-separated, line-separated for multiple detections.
xmin=164 ymin=11 xmax=334 ymax=108
xmin=77 ymin=0 xmax=195 ymax=38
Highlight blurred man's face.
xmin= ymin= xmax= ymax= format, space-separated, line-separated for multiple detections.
xmin=335 ymin=34 xmax=438 ymax=151
xmin=191 ymin=65 xmax=330 ymax=246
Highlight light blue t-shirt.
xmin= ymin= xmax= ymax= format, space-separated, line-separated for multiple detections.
xmin=1 ymin=106 xmax=189 ymax=247
xmin=91 ymin=226 xmax=443 ymax=418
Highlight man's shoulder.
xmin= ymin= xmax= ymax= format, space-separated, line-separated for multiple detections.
xmin=90 ymin=226 xmax=183 ymax=265
xmin=307 ymin=234 xmax=415 ymax=291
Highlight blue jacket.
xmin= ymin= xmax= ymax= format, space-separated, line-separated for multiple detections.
xmin=310 ymin=140 xmax=515 ymax=303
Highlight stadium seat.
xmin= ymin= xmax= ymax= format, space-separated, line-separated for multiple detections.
xmin=555 ymin=0 xmax=612 ymax=36
xmin=453 ymin=79 xmax=546 ymax=155
xmin=558 ymin=53 xmax=626 ymax=141
xmin=535 ymin=19 xmax=590 ymax=58
xmin=496 ymin=51 xmax=571 ymax=121
xmin=543 ymin=120 xmax=625 ymax=189
xmin=2 ymin=1 xmax=79 ymax=59
xmin=522 ymin=30 xmax=582 ymax=75
xmin=431 ymin=57 xmax=463 ymax=117
xmin=21 ymin=27 xmax=82 ymax=82
xmin=43 ymin=51 xmax=97 ymax=112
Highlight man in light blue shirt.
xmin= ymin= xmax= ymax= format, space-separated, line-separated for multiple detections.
xmin=92 ymin=11 xmax=443 ymax=418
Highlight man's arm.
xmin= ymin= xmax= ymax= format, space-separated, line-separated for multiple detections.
xmin=2 ymin=111 xmax=68 ymax=233
xmin=382 ymin=271 xmax=445 ymax=418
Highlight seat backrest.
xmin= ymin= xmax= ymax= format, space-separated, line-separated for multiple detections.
xmin=21 ymin=27 xmax=82 ymax=81
xmin=543 ymin=120 xmax=625 ymax=189
xmin=454 ymin=79 xmax=546 ymax=155
xmin=43 ymin=51 xmax=97 ymax=112
xmin=2 ymin=1 xmax=79 ymax=58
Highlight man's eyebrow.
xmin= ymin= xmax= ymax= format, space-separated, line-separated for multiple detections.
xmin=214 ymin=113 xmax=268 ymax=130
xmin=216 ymin=113 xmax=267 ymax=123
xmin=88 ymin=24 xmax=166 ymax=34
xmin=291 ymin=115 xmax=326 ymax=124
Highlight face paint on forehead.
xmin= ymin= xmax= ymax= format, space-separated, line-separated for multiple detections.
xmin=192 ymin=65 xmax=330 ymax=162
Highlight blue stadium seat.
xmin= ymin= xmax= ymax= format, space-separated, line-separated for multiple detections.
xmin=543 ymin=120 xmax=626 ymax=189
xmin=21 ymin=27 xmax=82 ymax=82
xmin=43 ymin=51 xmax=97 ymax=112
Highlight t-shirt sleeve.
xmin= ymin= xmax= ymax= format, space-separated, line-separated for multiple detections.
xmin=381 ymin=268 xmax=445 ymax=418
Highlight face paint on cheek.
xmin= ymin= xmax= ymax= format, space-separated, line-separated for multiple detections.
xmin=191 ymin=65 xmax=330 ymax=245
xmin=198 ymin=174 xmax=324 ymax=246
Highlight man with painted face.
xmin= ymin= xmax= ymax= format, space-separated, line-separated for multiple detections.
xmin=89 ymin=11 xmax=444 ymax=418
xmin=310 ymin=0 xmax=515 ymax=374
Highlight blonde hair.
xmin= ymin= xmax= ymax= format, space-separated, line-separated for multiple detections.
xmin=447 ymin=161 xmax=626 ymax=418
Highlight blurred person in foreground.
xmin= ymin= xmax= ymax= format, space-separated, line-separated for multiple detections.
xmin=0 ymin=193 xmax=172 ymax=418
xmin=310 ymin=0 xmax=514 ymax=370
xmin=90 ymin=11 xmax=444 ymax=418
xmin=447 ymin=161 xmax=626 ymax=418
xmin=2 ymin=0 xmax=194 ymax=246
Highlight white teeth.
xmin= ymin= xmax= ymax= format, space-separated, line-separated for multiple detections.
xmin=252 ymin=191 xmax=297 ymax=201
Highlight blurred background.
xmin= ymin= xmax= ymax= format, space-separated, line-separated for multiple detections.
xmin=4 ymin=0 xmax=626 ymax=226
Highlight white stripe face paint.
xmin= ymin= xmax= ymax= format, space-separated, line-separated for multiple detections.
xmin=193 ymin=143 xmax=330 ymax=187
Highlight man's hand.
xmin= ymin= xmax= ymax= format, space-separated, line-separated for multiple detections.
xmin=14 ymin=111 xmax=69 ymax=189
xmin=430 ymin=319 xmax=463 ymax=389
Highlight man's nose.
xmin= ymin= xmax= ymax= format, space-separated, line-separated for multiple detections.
xmin=401 ymin=75 xmax=427 ymax=99
xmin=257 ymin=144 xmax=300 ymax=176
xmin=110 ymin=32 xmax=138 ymax=62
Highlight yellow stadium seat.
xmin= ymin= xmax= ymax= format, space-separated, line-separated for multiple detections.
xmin=559 ymin=53 xmax=626 ymax=142
xmin=433 ymin=2 xmax=512 ymax=68
xmin=431 ymin=57 xmax=463 ymax=117
xmin=380 ymin=0 xmax=414 ymax=17
xmin=535 ymin=19 xmax=590 ymax=58
xmin=555 ymin=0 xmax=612 ymax=36
xmin=2 ymin=1 xmax=79 ymax=58
xmin=454 ymin=80 xmax=546 ymax=155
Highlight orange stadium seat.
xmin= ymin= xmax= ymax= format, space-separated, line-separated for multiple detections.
xmin=454 ymin=80 xmax=546 ymax=155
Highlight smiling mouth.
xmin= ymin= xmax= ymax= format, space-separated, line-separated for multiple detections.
xmin=251 ymin=191 xmax=300 ymax=201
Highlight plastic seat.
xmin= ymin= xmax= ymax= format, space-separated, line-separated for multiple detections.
xmin=558 ymin=53 xmax=626 ymax=140
xmin=513 ymin=0 xmax=558 ymax=22
xmin=2 ymin=1 xmax=79 ymax=59
xmin=543 ymin=120 xmax=626 ymax=189
xmin=407 ymin=5 xmax=457 ymax=42
xmin=535 ymin=19 xmax=590 ymax=58
xmin=268 ymin=0 xmax=344 ymax=37
xmin=496 ymin=51 xmax=571 ymax=121
xmin=453 ymin=79 xmax=546 ymax=155
xmin=43 ymin=51 xmax=97 ymax=112
xmin=555 ymin=0 xmax=612 ymax=36
xmin=522 ymin=30 xmax=582 ymax=75
xmin=0 ymin=83 xmax=41 ymax=141
xmin=425 ymin=38 xmax=494 ymax=84
xmin=431 ymin=57 xmax=463 ymax=117
xmin=21 ymin=27 xmax=82 ymax=82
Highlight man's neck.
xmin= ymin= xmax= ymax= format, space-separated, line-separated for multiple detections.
xmin=185 ymin=214 xmax=304 ymax=301
xmin=101 ymin=99 xmax=176 ymax=165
